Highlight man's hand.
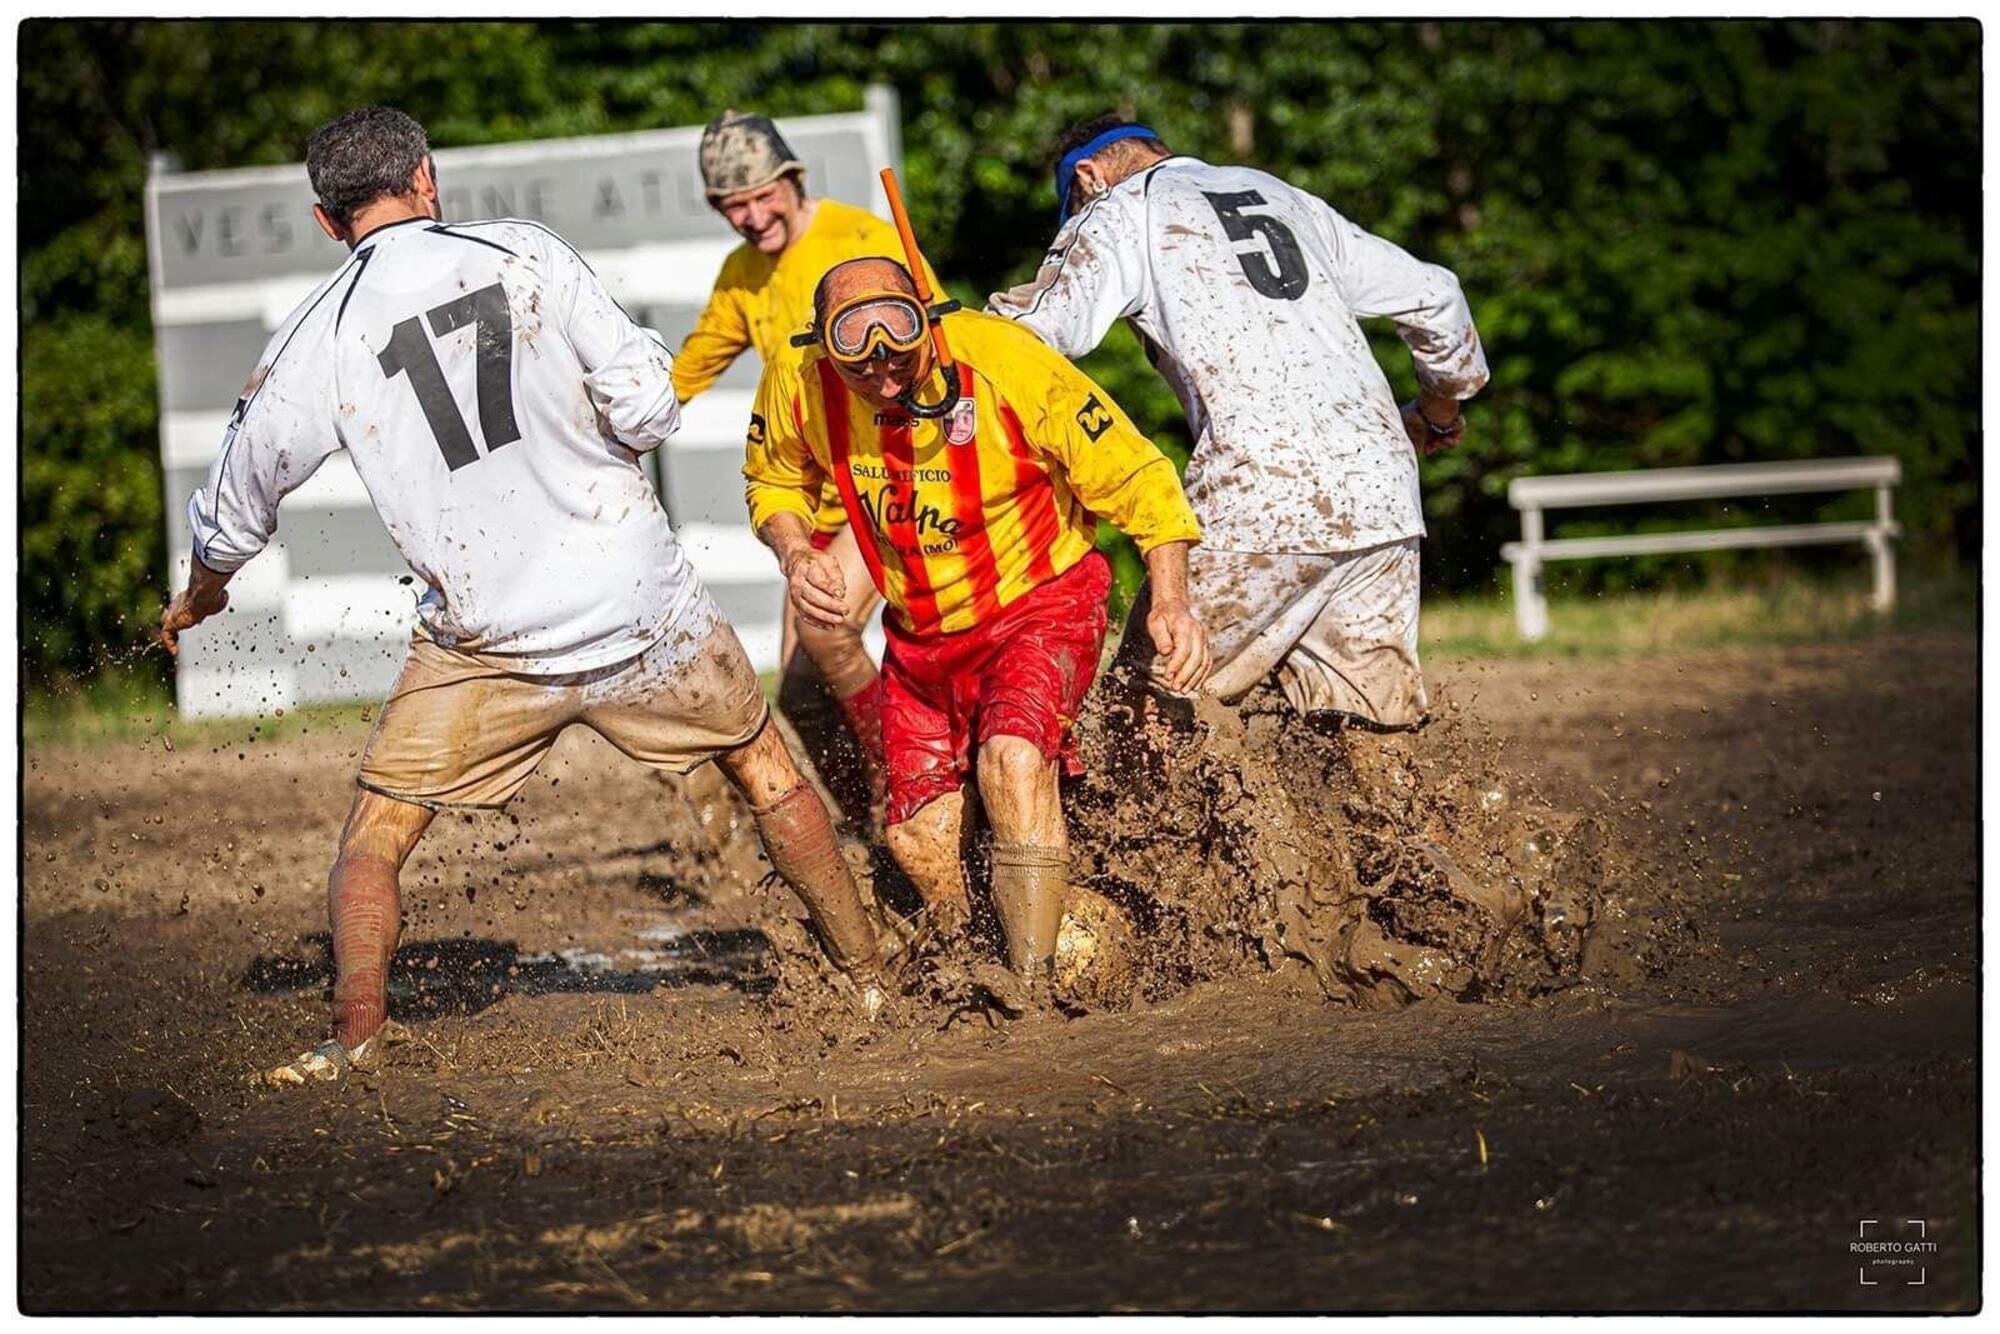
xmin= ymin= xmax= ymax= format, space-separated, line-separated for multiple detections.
xmin=1402 ymin=393 xmax=1467 ymax=456
xmin=1140 ymin=539 xmax=1211 ymax=693
xmin=783 ymin=545 xmax=849 ymax=630
xmin=158 ymin=556 xmax=233 ymax=657
xmin=760 ymin=513 xmax=849 ymax=630
xmin=1146 ymin=593 xmax=1210 ymax=693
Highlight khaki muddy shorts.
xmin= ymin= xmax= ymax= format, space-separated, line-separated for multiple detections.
xmin=1118 ymin=538 xmax=1428 ymax=729
xmin=357 ymin=621 xmax=769 ymax=810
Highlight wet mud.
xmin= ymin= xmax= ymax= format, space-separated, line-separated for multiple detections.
xmin=18 ymin=632 xmax=1979 ymax=1311
xmin=1058 ymin=678 xmax=1683 ymax=1013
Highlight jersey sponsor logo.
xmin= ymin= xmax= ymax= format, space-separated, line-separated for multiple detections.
xmin=872 ymin=410 xmax=915 ymax=428
xmin=854 ymin=480 xmax=964 ymax=554
xmin=747 ymin=412 xmax=768 ymax=446
xmin=1075 ymin=394 xmax=1114 ymax=442
xmin=944 ymin=396 xmax=977 ymax=446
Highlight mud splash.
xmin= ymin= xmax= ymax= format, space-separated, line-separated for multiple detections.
xmin=721 ymin=673 xmax=1690 ymax=1026
xmin=1055 ymin=682 xmax=1684 ymax=1011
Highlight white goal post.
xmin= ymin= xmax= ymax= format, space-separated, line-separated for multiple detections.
xmin=1498 ymin=456 xmax=1902 ymax=641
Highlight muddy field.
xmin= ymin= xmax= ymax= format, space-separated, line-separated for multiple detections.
xmin=19 ymin=630 xmax=1979 ymax=1312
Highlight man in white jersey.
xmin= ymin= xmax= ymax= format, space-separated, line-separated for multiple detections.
xmin=159 ymin=107 xmax=885 ymax=1085
xmin=990 ymin=114 xmax=1489 ymax=732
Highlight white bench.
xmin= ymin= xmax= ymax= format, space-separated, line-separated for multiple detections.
xmin=1499 ymin=456 xmax=1902 ymax=640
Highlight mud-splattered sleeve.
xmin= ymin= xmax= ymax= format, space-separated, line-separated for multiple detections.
xmin=552 ymin=236 xmax=682 ymax=453
xmin=742 ymin=354 xmax=824 ymax=534
xmin=186 ymin=305 xmax=344 ymax=575
xmin=1015 ymin=333 xmax=1202 ymax=555
xmin=985 ymin=192 xmax=1150 ymax=359
xmin=1316 ymin=199 xmax=1490 ymax=400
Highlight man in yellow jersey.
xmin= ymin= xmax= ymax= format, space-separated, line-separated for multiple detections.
xmin=676 ymin=112 xmax=942 ymax=816
xmin=744 ymin=256 xmax=1210 ymax=1002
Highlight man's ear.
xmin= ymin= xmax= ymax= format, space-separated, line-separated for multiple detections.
xmin=1073 ymin=158 xmax=1110 ymax=208
xmin=312 ymin=203 xmax=348 ymax=245
xmin=411 ymin=156 xmax=440 ymax=214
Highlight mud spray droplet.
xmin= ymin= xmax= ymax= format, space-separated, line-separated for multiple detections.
xmin=1478 ymin=781 xmax=1510 ymax=814
xmin=1510 ymin=829 xmax=1555 ymax=872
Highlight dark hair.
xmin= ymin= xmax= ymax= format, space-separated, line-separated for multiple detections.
xmin=811 ymin=257 xmax=915 ymax=331
xmin=1053 ymin=112 xmax=1170 ymax=162
xmin=306 ymin=106 xmax=431 ymax=228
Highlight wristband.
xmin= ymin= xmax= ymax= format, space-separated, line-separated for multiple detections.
xmin=1423 ymin=408 xmax=1463 ymax=438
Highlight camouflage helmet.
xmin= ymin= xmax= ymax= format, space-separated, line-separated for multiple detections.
xmin=698 ymin=110 xmax=806 ymax=202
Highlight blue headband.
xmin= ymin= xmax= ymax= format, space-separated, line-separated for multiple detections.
xmin=1055 ymin=124 xmax=1159 ymax=221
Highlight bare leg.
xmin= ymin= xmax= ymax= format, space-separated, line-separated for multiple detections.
xmin=716 ymin=718 xmax=882 ymax=979
xmin=976 ymin=736 xmax=1068 ymax=979
xmin=329 ymin=788 xmax=434 ymax=1049
xmin=885 ymin=789 xmax=973 ymax=934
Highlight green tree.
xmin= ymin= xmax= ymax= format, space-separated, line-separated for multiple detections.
xmin=17 ymin=20 xmax=1979 ymax=685
xmin=21 ymin=317 xmax=163 ymax=684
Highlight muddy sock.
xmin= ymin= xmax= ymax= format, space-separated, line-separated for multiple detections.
xmin=329 ymin=859 xmax=399 ymax=1049
xmin=833 ymin=674 xmax=886 ymax=771
xmin=754 ymin=783 xmax=882 ymax=978
xmin=989 ymin=842 xmax=1069 ymax=979
xmin=810 ymin=631 xmax=885 ymax=772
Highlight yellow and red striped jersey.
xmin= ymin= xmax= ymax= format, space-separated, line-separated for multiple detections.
xmin=745 ymin=309 xmax=1201 ymax=636
xmin=674 ymin=198 xmax=941 ymax=536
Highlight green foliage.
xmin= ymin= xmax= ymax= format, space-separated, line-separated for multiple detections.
xmin=21 ymin=316 xmax=166 ymax=685
xmin=18 ymin=20 xmax=1979 ymax=684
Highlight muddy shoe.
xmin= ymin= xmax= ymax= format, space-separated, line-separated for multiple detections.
xmin=966 ymin=962 xmax=1046 ymax=1019
xmin=250 ymin=1022 xmax=404 ymax=1088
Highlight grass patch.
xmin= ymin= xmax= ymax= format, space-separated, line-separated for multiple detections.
xmin=1424 ymin=567 xmax=1973 ymax=659
xmin=24 ymin=664 xmax=373 ymax=750
xmin=23 ymin=569 xmax=1974 ymax=747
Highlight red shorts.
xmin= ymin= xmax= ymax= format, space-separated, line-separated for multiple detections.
xmin=808 ymin=529 xmax=838 ymax=553
xmin=881 ymin=551 xmax=1112 ymax=826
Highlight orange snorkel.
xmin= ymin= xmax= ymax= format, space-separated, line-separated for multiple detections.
xmin=877 ymin=167 xmax=963 ymax=419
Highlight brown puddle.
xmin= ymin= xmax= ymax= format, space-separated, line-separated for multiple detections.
xmin=242 ymin=924 xmax=778 ymax=1019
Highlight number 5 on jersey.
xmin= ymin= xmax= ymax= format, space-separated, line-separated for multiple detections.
xmin=378 ymin=281 xmax=523 ymax=471
xmin=1202 ymin=191 xmax=1311 ymax=302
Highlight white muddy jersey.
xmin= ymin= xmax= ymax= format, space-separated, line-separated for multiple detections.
xmin=187 ymin=215 xmax=709 ymax=675
xmin=990 ymin=156 xmax=1489 ymax=554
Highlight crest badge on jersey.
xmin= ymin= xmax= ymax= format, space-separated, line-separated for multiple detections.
xmin=944 ymin=395 xmax=978 ymax=446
